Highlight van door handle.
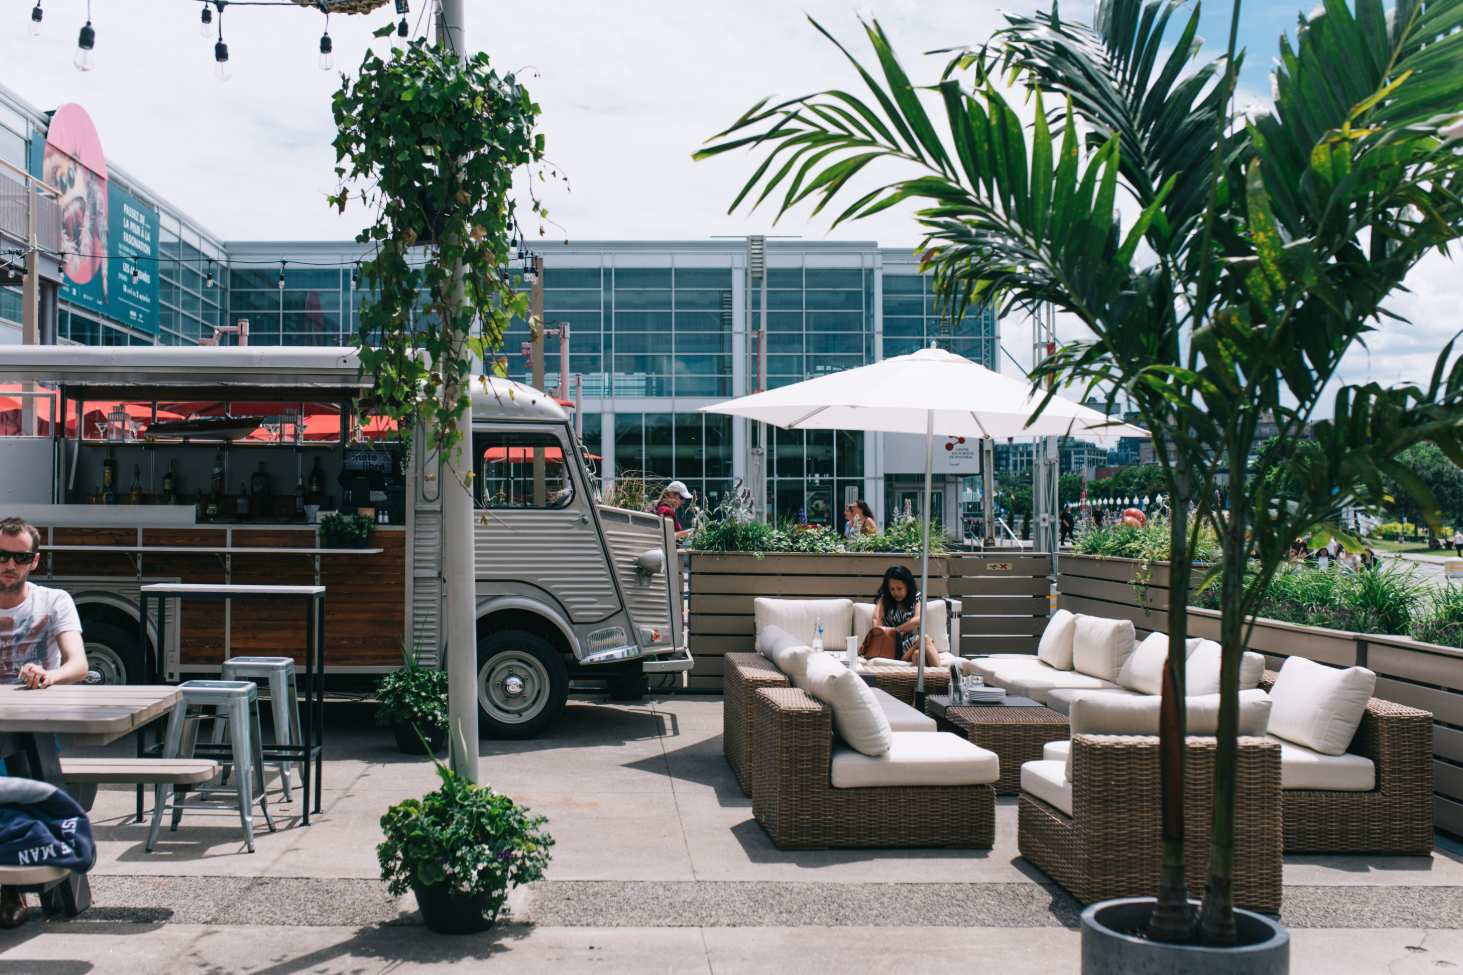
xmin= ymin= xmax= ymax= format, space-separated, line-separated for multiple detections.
xmin=578 ymin=513 xmax=589 ymax=525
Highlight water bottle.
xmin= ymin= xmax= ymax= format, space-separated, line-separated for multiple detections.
xmin=949 ymin=663 xmax=966 ymax=704
xmin=812 ymin=617 xmax=824 ymax=653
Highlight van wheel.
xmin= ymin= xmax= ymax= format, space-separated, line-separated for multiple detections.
xmin=606 ymin=676 xmax=647 ymax=702
xmin=477 ymin=631 xmax=568 ymax=739
xmin=82 ymin=622 xmax=145 ymax=685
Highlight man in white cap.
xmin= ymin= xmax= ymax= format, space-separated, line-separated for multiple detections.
xmin=654 ymin=481 xmax=694 ymax=542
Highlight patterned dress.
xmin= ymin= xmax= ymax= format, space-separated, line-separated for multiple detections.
xmin=879 ymin=593 xmax=921 ymax=656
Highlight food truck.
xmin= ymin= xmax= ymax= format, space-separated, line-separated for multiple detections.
xmin=0 ymin=346 xmax=691 ymax=738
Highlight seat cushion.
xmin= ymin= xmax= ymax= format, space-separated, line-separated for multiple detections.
xmin=799 ymin=653 xmax=892 ymax=757
xmin=1072 ymin=616 xmax=1136 ymax=682
xmin=1266 ymin=656 xmax=1376 ymax=756
xmin=1118 ymin=631 xmax=1180 ymax=695
xmin=1037 ymin=609 xmax=1078 ymax=671
xmin=1042 ymin=739 xmax=1070 ymax=762
xmin=1268 ymin=735 xmax=1376 ymax=791
xmin=970 ymin=654 xmax=1062 ymax=689
xmin=1020 ymin=759 xmax=1073 ymax=816
xmin=1185 ymin=641 xmax=1266 ymax=695
xmin=830 ymin=731 xmax=998 ymax=788
xmin=1044 ymin=686 xmax=1140 ymax=715
xmin=1006 ymin=672 xmax=1122 ymax=704
xmin=870 ymin=686 xmax=937 ymax=732
xmin=754 ymin=597 xmax=854 ymax=651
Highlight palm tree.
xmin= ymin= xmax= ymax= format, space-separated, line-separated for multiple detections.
xmin=698 ymin=0 xmax=1463 ymax=944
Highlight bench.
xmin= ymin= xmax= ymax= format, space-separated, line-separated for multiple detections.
xmin=59 ymin=758 xmax=219 ymax=785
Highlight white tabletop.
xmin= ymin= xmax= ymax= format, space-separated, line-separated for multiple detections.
xmin=140 ymin=583 xmax=326 ymax=595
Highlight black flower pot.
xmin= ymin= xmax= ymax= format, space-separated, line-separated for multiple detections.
xmin=393 ymin=720 xmax=446 ymax=755
xmin=354 ymin=534 xmax=370 ymax=549
xmin=322 ymin=533 xmax=341 ymax=549
xmin=1081 ymin=898 xmax=1288 ymax=974
xmin=411 ymin=879 xmax=498 ymax=934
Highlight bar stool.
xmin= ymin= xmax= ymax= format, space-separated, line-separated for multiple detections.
xmin=220 ymin=656 xmax=302 ymax=801
xmin=147 ymin=680 xmax=276 ymax=854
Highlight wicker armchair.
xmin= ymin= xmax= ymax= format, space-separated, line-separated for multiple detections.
xmin=1257 ymin=670 xmax=1433 ymax=855
xmin=748 ymin=686 xmax=995 ymax=850
xmin=1018 ymin=735 xmax=1283 ymax=913
xmin=724 ymin=652 xmax=791 ymax=796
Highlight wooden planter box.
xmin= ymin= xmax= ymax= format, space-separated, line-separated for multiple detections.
xmin=1057 ymin=552 xmax=1463 ymax=834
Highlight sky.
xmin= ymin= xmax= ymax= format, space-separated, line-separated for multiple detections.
xmin=1 ymin=0 xmax=1455 ymax=399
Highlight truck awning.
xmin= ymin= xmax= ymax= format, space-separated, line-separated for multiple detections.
xmin=0 ymin=346 xmax=371 ymax=398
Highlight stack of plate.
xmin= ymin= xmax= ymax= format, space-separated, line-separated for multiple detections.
xmin=962 ymin=686 xmax=1007 ymax=704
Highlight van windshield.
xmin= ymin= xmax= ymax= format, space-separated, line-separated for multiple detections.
xmin=477 ymin=432 xmax=575 ymax=508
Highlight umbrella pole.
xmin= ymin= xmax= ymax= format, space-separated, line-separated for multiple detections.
xmin=916 ymin=409 xmax=933 ymax=710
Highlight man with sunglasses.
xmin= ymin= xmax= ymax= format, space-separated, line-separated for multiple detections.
xmin=0 ymin=517 xmax=86 ymax=928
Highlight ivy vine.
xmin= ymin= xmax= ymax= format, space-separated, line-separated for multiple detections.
xmin=329 ymin=34 xmax=545 ymax=458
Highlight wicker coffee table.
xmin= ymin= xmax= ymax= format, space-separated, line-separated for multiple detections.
xmin=926 ymin=696 xmax=1070 ymax=795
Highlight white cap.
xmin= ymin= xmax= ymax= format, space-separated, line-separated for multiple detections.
xmin=666 ymin=480 xmax=693 ymax=499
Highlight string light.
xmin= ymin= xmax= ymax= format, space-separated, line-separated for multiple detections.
xmin=200 ymin=3 xmax=213 ymax=37
xmin=74 ymin=2 xmax=94 ymax=71
xmin=397 ymin=16 xmax=408 ymax=37
xmin=131 ymin=261 xmax=140 ymax=285
xmin=318 ymin=13 xmax=332 ymax=70
xmin=214 ymin=1 xmax=231 ymax=81
xmin=205 ymin=260 xmax=215 ymax=289
xmin=278 ymin=260 xmax=286 ymax=290
xmin=28 ymin=2 xmax=42 ymax=36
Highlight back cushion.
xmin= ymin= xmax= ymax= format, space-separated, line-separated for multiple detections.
xmin=1037 ymin=610 xmax=1078 ymax=671
xmin=852 ymin=602 xmax=876 ymax=647
xmin=1118 ymin=631 xmax=1173 ymax=695
xmin=923 ymin=599 xmax=949 ymax=653
xmin=1185 ymin=642 xmax=1265 ymax=695
xmin=1066 ymin=689 xmax=1271 ymax=777
xmin=799 ymin=653 xmax=893 ymax=756
xmin=754 ymin=598 xmax=854 ymax=650
xmin=777 ymin=646 xmax=813 ymax=680
xmin=1266 ymin=656 xmax=1376 ymax=756
xmin=757 ymin=624 xmax=803 ymax=659
xmin=1072 ymin=616 xmax=1136 ymax=682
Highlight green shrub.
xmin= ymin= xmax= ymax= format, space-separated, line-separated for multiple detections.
xmin=318 ymin=512 xmax=351 ymax=538
xmin=1071 ymin=519 xmax=1220 ymax=562
xmin=1193 ymin=560 xmax=1424 ymax=638
xmin=375 ymin=643 xmax=449 ymax=731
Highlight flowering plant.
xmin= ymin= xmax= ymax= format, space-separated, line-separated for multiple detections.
xmin=378 ymin=763 xmax=553 ymax=908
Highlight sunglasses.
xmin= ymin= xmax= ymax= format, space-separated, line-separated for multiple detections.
xmin=0 ymin=552 xmax=39 ymax=565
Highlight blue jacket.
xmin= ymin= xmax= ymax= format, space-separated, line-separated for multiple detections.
xmin=0 ymin=777 xmax=95 ymax=872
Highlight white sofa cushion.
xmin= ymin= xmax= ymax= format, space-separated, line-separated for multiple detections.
xmin=1266 ymin=656 xmax=1376 ymax=756
xmin=1267 ymin=735 xmax=1376 ymax=791
xmin=1006 ymin=672 xmax=1122 ymax=705
xmin=853 ymin=602 xmax=876 ymax=647
xmin=1119 ymin=631 xmax=1181 ymax=695
xmin=1043 ymin=740 xmax=1070 ymax=762
xmin=870 ymin=686 xmax=938 ymax=732
xmin=1184 ymin=641 xmax=1265 ymax=695
xmin=777 ymin=646 xmax=814 ymax=680
xmin=798 ymin=653 xmax=892 ymax=756
xmin=1045 ymin=686 xmax=1138 ymax=715
xmin=756 ymin=624 xmax=801 ymax=660
xmin=830 ymin=731 xmax=998 ymax=788
xmin=1072 ymin=616 xmax=1136 ymax=682
xmin=1037 ymin=609 xmax=1078 ymax=671
xmin=970 ymin=654 xmax=1063 ymax=688
xmin=1069 ymin=689 xmax=1272 ymax=737
xmin=1021 ymin=759 xmax=1073 ymax=816
xmin=754 ymin=597 xmax=854 ymax=651
xmin=853 ymin=599 xmax=955 ymax=653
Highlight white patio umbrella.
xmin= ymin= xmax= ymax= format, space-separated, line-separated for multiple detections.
xmin=701 ymin=346 xmax=1146 ymax=701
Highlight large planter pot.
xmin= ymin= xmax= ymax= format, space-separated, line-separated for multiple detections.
xmin=392 ymin=720 xmax=446 ymax=755
xmin=322 ymin=533 xmax=341 ymax=549
xmin=1081 ymin=898 xmax=1288 ymax=974
xmin=411 ymin=879 xmax=497 ymax=934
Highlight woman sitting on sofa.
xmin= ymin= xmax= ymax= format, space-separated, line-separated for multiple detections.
xmin=868 ymin=565 xmax=940 ymax=667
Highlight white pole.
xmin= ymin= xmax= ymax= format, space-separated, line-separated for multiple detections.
xmin=916 ymin=408 xmax=933 ymax=700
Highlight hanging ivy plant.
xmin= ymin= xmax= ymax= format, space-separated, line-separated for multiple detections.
xmin=329 ymin=34 xmax=545 ymax=458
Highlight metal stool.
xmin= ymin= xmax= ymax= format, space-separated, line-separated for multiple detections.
xmin=147 ymin=680 xmax=276 ymax=854
xmin=220 ymin=656 xmax=302 ymax=801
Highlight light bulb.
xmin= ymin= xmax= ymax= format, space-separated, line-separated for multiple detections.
xmin=28 ymin=4 xmax=42 ymax=36
xmin=200 ymin=5 xmax=213 ymax=37
xmin=278 ymin=269 xmax=285 ymax=289
xmin=74 ymin=21 xmax=95 ymax=71
xmin=397 ymin=17 xmax=408 ymax=37
xmin=214 ymin=39 xmax=231 ymax=81
xmin=318 ymin=33 xmax=333 ymax=70
xmin=131 ymin=264 xmax=139 ymax=284
xmin=206 ymin=268 xmax=214 ymax=288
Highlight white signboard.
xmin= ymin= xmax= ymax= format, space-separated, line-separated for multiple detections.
xmin=938 ymin=436 xmax=981 ymax=474
xmin=883 ymin=433 xmax=984 ymax=475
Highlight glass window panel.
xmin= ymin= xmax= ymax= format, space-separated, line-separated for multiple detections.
xmin=804 ymin=289 xmax=862 ymax=311
xmin=230 ymin=269 xmax=276 ymax=289
xmin=883 ymin=317 xmax=924 ymax=337
xmin=807 ymin=333 xmax=862 ymax=355
xmin=477 ymin=432 xmax=575 ymax=508
xmin=674 ymin=376 xmax=728 ymax=396
xmin=673 ymin=311 xmax=728 ymax=331
xmin=614 ymin=311 xmax=672 ymax=331
xmin=232 ymin=291 xmax=280 ymax=313
xmin=579 ymin=412 xmax=602 ymax=453
xmin=767 ymin=374 xmax=801 ymax=390
xmin=614 ymin=354 xmax=673 ymax=374
xmin=805 ymin=311 xmax=863 ymax=331
xmin=803 ymin=483 xmax=836 ymax=527
xmin=159 ymin=258 xmax=179 ymax=284
xmin=182 ymin=291 xmax=202 ymax=316
xmin=566 ymin=354 xmax=601 ymax=376
xmin=882 ymin=274 xmax=924 ymax=294
xmin=766 ymin=268 xmax=802 ymax=289
xmin=674 ymin=289 xmax=731 ymax=311
xmin=807 ymin=429 xmax=834 ymax=478
xmin=282 ymin=269 xmax=340 ymax=290
xmin=160 ymin=280 xmax=180 ymax=308
xmin=766 ymin=312 xmax=802 ymax=332
xmin=804 ymin=269 xmax=862 ymax=289
xmin=544 ymin=311 xmax=600 ymax=333
xmin=767 ymin=354 xmax=803 ymax=375
xmin=613 ymin=333 xmax=658 ymax=354
xmin=882 ymin=296 xmax=925 ymax=316
xmin=883 ymin=338 xmax=922 ymax=358
xmin=182 ymin=267 xmax=202 ymax=293
xmin=774 ymin=426 xmax=803 ymax=480
xmin=244 ymin=312 xmax=282 ymax=335
xmin=750 ymin=290 xmax=803 ymax=311
xmin=541 ymin=289 xmax=601 ymax=310
xmin=773 ymin=481 xmax=805 ymax=523
xmin=810 ymin=355 xmax=864 ymax=376
xmin=283 ymin=290 xmax=342 ymax=312
xmin=836 ymin=430 xmax=863 ymax=478
xmin=543 ymin=268 xmax=601 ymax=289
xmin=644 ymin=413 xmax=674 ymax=480
xmin=768 ymin=333 xmax=802 ymax=354
xmin=674 ymin=413 xmax=703 ymax=480
xmin=284 ymin=310 xmax=341 ymax=336
xmin=672 ymin=354 xmax=730 ymax=376
xmin=705 ymin=414 xmax=733 ymax=478
xmin=675 ymin=332 xmax=730 ymax=354
xmin=613 ymin=268 xmax=672 ymax=289
xmin=675 ymin=268 xmax=732 ymax=289
xmin=614 ymin=413 xmax=644 ymax=476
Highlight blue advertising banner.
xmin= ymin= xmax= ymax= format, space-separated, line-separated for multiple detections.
xmin=106 ymin=184 xmax=159 ymax=334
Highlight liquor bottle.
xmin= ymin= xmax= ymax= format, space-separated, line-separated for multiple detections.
xmin=251 ymin=462 xmax=271 ymax=518
xmin=130 ymin=465 xmax=144 ymax=505
xmin=211 ymin=450 xmax=224 ymax=498
xmin=237 ymin=482 xmax=251 ymax=519
xmin=294 ymin=476 xmax=305 ymax=516
xmin=102 ymin=447 xmax=117 ymax=505
xmin=163 ymin=459 xmax=177 ymax=504
xmin=308 ymin=456 xmax=324 ymax=498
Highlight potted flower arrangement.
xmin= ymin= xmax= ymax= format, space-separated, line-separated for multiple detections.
xmin=349 ymin=511 xmax=377 ymax=549
xmin=378 ymin=760 xmax=553 ymax=934
xmin=318 ymin=512 xmax=351 ymax=549
xmin=375 ymin=643 xmax=449 ymax=754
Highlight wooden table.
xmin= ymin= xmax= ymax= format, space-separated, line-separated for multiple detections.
xmin=0 ymin=683 xmax=182 ymax=916
xmin=925 ymin=694 xmax=1069 ymax=795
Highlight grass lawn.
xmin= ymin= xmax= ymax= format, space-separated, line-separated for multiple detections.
xmin=1370 ymin=539 xmax=1453 ymax=555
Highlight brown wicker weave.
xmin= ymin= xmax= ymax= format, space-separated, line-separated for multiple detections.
xmin=869 ymin=667 xmax=950 ymax=705
xmin=939 ymin=704 xmax=1069 ymax=795
xmin=1017 ymin=735 xmax=1283 ymax=913
xmin=749 ymin=686 xmax=996 ymax=850
xmin=723 ymin=652 xmax=791 ymax=796
xmin=1257 ymin=670 xmax=1434 ymax=855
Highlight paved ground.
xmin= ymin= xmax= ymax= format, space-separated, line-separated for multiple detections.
xmin=3 ymin=694 xmax=1462 ymax=973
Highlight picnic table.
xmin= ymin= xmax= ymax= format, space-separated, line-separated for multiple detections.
xmin=0 ymin=683 xmax=182 ymax=916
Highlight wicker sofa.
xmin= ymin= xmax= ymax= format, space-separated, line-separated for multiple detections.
xmin=749 ymin=685 xmax=997 ymax=850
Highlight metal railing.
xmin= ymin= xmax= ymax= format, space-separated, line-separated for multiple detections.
xmin=0 ymin=156 xmax=63 ymax=257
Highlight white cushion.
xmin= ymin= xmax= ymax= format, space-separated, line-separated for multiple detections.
xmin=970 ymin=654 xmax=1062 ymax=688
xmin=1185 ymin=641 xmax=1266 ymax=695
xmin=756 ymin=624 xmax=802 ymax=659
xmin=1064 ymin=690 xmax=1272 ymax=779
xmin=798 ymin=653 xmax=892 ymax=756
xmin=1072 ymin=616 xmax=1136 ymax=682
xmin=922 ymin=599 xmax=950 ymax=653
xmin=1006 ymin=672 xmax=1122 ymax=705
xmin=1021 ymin=759 xmax=1073 ymax=816
xmin=830 ymin=731 xmax=998 ymax=788
xmin=754 ymin=597 xmax=854 ymax=651
xmin=1045 ymin=687 xmax=1139 ymax=715
xmin=1118 ymin=631 xmax=1178 ymax=695
xmin=1042 ymin=740 xmax=1070 ymax=762
xmin=1037 ymin=609 xmax=1078 ymax=671
xmin=1266 ymin=656 xmax=1376 ymax=756
xmin=852 ymin=602 xmax=876 ymax=647
xmin=948 ymin=598 xmax=962 ymax=655
xmin=870 ymin=686 xmax=938 ymax=732
xmin=777 ymin=646 xmax=813 ymax=680
xmin=1267 ymin=735 xmax=1376 ymax=791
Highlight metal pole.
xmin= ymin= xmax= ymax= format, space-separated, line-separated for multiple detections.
xmin=558 ymin=323 xmax=570 ymax=399
xmin=438 ymin=0 xmax=478 ymax=782
xmin=574 ymin=373 xmax=583 ymax=440
xmin=981 ymin=438 xmax=995 ymax=547
xmin=916 ymin=409 xmax=933 ymax=704
xmin=531 ymin=257 xmax=546 ymax=506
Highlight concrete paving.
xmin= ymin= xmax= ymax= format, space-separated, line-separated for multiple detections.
xmin=1 ymin=692 xmax=1459 ymax=973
